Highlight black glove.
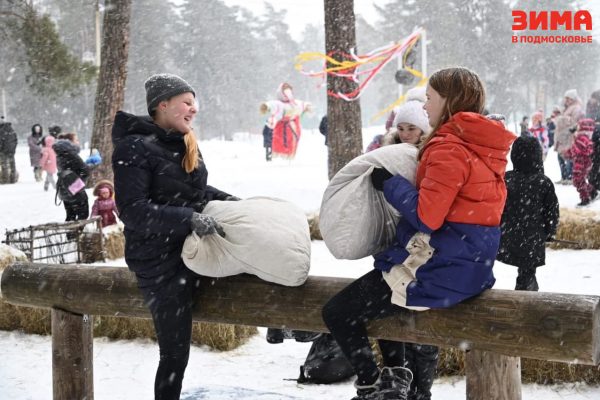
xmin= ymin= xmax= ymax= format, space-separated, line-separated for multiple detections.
xmin=371 ymin=167 xmax=393 ymax=191
xmin=224 ymin=195 xmax=241 ymax=201
xmin=191 ymin=213 xmax=226 ymax=238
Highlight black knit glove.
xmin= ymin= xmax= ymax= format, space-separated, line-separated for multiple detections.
xmin=371 ymin=167 xmax=393 ymax=191
xmin=191 ymin=213 xmax=226 ymax=238
xmin=224 ymin=195 xmax=241 ymax=201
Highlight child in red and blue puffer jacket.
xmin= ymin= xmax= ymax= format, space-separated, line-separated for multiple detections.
xmin=566 ymin=118 xmax=596 ymax=206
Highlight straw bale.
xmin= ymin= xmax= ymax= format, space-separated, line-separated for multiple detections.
xmin=102 ymin=223 xmax=125 ymax=260
xmin=549 ymin=208 xmax=600 ymax=249
xmin=436 ymin=347 xmax=600 ymax=384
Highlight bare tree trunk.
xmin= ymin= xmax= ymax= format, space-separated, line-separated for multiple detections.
xmin=88 ymin=0 xmax=132 ymax=186
xmin=324 ymin=0 xmax=362 ymax=180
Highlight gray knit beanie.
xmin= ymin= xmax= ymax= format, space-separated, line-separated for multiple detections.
xmin=145 ymin=73 xmax=195 ymax=115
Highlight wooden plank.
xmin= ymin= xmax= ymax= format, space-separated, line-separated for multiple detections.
xmin=465 ymin=349 xmax=521 ymax=400
xmin=2 ymin=262 xmax=600 ymax=365
xmin=51 ymin=308 xmax=93 ymax=400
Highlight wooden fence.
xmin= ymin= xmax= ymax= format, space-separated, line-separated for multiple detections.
xmin=1 ymin=262 xmax=599 ymax=400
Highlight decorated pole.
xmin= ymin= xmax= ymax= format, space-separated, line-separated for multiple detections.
xmin=323 ymin=0 xmax=363 ymax=179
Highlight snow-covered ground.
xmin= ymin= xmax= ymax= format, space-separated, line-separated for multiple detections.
xmin=1 ymin=127 xmax=599 ymax=399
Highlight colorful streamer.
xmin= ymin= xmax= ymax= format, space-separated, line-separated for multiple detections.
xmin=295 ymin=28 xmax=427 ymax=120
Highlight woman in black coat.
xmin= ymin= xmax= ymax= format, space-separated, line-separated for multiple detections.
xmin=53 ymin=132 xmax=90 ymax=221
xmin=496 ymin=136 xmax=559 ymax=291
xmin=112 ymin=73 xmax=236 ymax=400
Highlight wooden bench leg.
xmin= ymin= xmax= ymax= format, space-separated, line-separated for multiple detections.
xmin=465 ymin=349 xmax=521 ymax=400
xmin=51 ymin=308 xmax=94 ymax=400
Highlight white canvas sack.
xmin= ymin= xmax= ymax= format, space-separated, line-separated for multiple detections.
xmin=319 ymin=143 xmax=418 ymax=260
xmin=181 ymin=196 xmax=310 ymax=286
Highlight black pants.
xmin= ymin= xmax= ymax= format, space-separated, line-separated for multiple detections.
xmin=263 ymin=125 xmax=273 ymax=161
xmin=405 ymin=343 xmax=438 ymax=400
xmin=322 ymin=269 xmax=408 ymax=386
xmin=0 ymin=153 xmax=16 ymax=183
xmin=140 ymin=266 xmax=201 ymax=400
xmin=64 ymin=192 xmax=89 ymax=221
xmin=515 ymin=266 xmax=539 ymax=291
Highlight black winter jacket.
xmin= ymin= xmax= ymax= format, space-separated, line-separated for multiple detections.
xmin=53 ymin=139 xmax=90 ymax=203
xmin=0 ymin=122 xmax=18 ymax=155
xmin=112 ymin=111 xmax=230 ymax=288
xmin=496 ymin=137 xmax=559 ymax=268
xmin=589 ymin=125 xmax=600 ymax=189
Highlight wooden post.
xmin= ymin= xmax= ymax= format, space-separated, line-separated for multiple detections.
xmin=51 ymin=308 xmax=94 ymax=400
xmin=465 ymin=349 xmax=521 ymax=400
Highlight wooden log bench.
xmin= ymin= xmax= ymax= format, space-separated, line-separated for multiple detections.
xmin=2 ymin=262 xmax=599 ymax=400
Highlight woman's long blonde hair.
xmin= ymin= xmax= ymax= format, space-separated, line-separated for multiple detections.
xmin=182 ymin=131 xmax=200 ymax=173
xmin=152 ymin=99 xmax=201 ymax=173
xmin=418 ymin=67 xmax=486 ymax=159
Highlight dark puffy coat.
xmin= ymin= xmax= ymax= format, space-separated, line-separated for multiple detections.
xmin=53 ymin=139 xmax=89 ymax=178
xmin=53 ymin=138 xmax=90 ymax=203
xmin=111 ymin=111 xmax=230 ymax=288
xmin=497 ymin=136 xmax=559 ymax=268
xmin=0 ymin=122 xmax=18 ymax=155
xmin=319 ymin=115 xmax=328 ymax=145
xmin=589 ymin=124 xmax=600 ymax=189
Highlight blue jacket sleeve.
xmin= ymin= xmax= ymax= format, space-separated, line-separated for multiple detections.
xmin=112 ymin=137 xmax=194 ymax=236
xmin=382 ymin=175 xmax=434 ymax=234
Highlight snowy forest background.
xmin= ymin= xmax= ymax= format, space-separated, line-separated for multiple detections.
xmin=0 ymin=0 xmax=599 ymax=143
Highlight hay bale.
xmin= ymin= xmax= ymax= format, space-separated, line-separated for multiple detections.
xmin=435 ymin=347 xmax=600 ymax=384
xmin=103 ymin=223 xmax=125 ymax=260
xmin=0 ymin=244 xmax=28 ymax=274
xmin=93 ymin=316 xmax=257 ymax=351
xmin=549 ymin=208 xmax=600 ymax=249
xmin=0 ymin=302 xmax=256 ymax=351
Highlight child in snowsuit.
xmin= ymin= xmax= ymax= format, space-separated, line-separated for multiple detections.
xmin=323 ymin=67 xmax=515 ymax=400
xmin=496 ymin=136 xmax=559 ymax=291
xmin=566 ymin=118 xmax=596 ymax=206
xmin=91 ymin=180 xmax=119 ymax=227
xmin=39 ymin=135 xmax=57 ymax=191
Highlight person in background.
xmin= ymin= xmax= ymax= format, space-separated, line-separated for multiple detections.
xmin=385 ymin=87 xmax=428 ymax=132
xmin=588 ymin=117 xmax=600 ymax=193
xmin=365 ymin=134 xmax=384 ymax=152
xmin=496 ymin=136 xmax=559 ymax=291
xmin=28 ymin=124 xmax=43 ymax=182
xmin=546 ymin=106 xmax=561 ymax=149
xmin=374 ymin=96 xmax=439 ymax=400
xmin=49 ymin=125 xmax=62 ymax=139
xmin=555 ymin=89 xmax=585 ymax=185
xmin=39 ymin=135 xmax=57 ymax=191
xmin=0 ymin=116 xmax=18 ymax=184
xmin=585 ymin=90 xmax=600 ymax=119
xmin=260 ymin=83 xmax=312 ymax=160
xmin=565 ymin=118 xmax=596 ymax=207
xmin=91 ymin=180 xmax=119 ymax=228
xmin=322 ymin=67 xmax=515 ymax=400
xmin=54 ymin=132 xmax=90 ymax=221
xmin=529 ymin=110 xmax=549 ymax=161
xmin=112 ymin=73 xmax=239 ymax=400
xmin=319 ymin=115 xmax=328 ymax=146
xmin=85 ymin=148 xmax=102 ymax=166
xmin=519 ymin=116 xmax=529 ymax=137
